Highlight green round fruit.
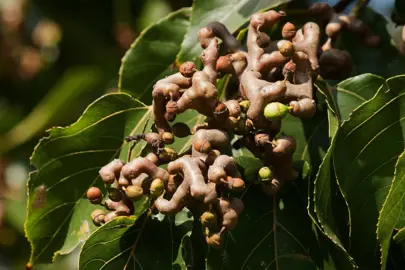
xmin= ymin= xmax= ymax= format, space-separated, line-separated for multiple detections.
xmin=258 ymin=166 xmax=273 ymax=181
xmin=263 ymin=102 xmax=290 ymax=121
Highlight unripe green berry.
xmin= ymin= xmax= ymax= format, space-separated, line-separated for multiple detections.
xmin=264 ymin=102 xmax=290 ymax=121
xmin=125 ymin=185 xmax=144 ymax=201
xmin=108 ymin=187 xmax=122 ymax=202
xmin=200 ymin=211 xmax=218 ymax=228
xmin=150 ymin=178 xmax=165 ymax=198
xmin=258 ymin=166 xmax=273 ymax=181
xmin=87 ymin=187 xmax=103 ymax=204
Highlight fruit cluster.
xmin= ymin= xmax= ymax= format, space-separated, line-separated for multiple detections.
xmin=86 ymin=3 xmax=378 ymax=247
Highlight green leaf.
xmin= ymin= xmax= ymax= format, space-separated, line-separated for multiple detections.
xmin=25 ymin=93 xmax=153 ymax=265
xmin=333 ymin=75 xmax=405 ymax=269
xmin=0 ymin=67 xmax=103 ymax=154
xmin=313 ymin=138 xmax=355 ymax=268
xmin=316 ymin=74 xmax=385 ymax=124
xmin=79 ymin=208 xmax=193 ymax=270
xmin=176 ymin=0 xmax=291 ymax=63
xmin=205 ymin=180 xmax=334 ymax=269
xmin=393 ymin=227 xmax=405 ymax=252
xmin=341 ymin=8 xmax=405 ymax=78
xmin=377 ymin=150 xmax=405 ymax=269
xmin=118 ymin=8 xmax=191 ymax=103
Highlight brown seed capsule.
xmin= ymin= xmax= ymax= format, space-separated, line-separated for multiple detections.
xmin=213 ymin=102 xmax=229 ymax=122
xmin=161 ymin=132 xmax=174 ymax=144
xmin=278 ymin=40 xmax=295 ymax=57
xmin=226 ymin=176 xmax=245 ymax=192
xmin=193 ymin=139 xmax=212 ymax=153
xmin=150 ymin=178 xmax=165 ymax=198
xmin=172 ymin=122 xmax=191 ymax=138
xmin=87 ymin=187 xmax=103 ymax=204
xmin=91 ymin=209 xmax=106 ymax=226
xmin=179 ymin=61 xmax=196 ymax=78
xmin=216 ymin=55 xmax=233 ymax=73
xmin=125 ymin=185 xmax=144 ymax=201
xmin=282 ymin=22 xmax=296 ymax=40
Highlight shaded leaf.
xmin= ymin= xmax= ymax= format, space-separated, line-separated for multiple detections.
xmin=177 ymin=0 xmax=291 ymax=63
xmin=377 ymin=150 xmax=405 ymax=269
xmin=25 ymin=93 xmax=153 ymax=265
xmin=119 ymin=8 xmax=191 ymax=103
xmin=79 ymin=208 xmax=193 ymax=270
xmin=316 ymin=74 xmax=385 ymax=124
xmin=206 ymin=178 xmax=337 ymax=269
xmin=313 ymin=137 xmax=355 ymax=268
xmin=333 ymin=75 xmax=405 ymax=269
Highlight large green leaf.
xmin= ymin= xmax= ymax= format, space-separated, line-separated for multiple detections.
xmin=176 ymin=0 xmax=291 ymax=63
xmin=333 ymin=75 xmax=405 ymax=269
xmin=312 ymin=74 xmax=386 ymax=265
xmin=341 ymin=8 xmax=405 ymax=78
xmin=377 ymin=150 xmax=405 ymax=269
xmin=316 ymin=74 xmax=385 ymax=124
xmin=25 ymin=93 xmax=153 ymax=266
xmin=118 ymin=8 xmax=191 ymax=103
xmin=205 ymin=181 xmax=335 ymax=269
xmin=79 ymin=208 xmax=193 ymax=270
xmin=313 ymin=137 xmax=355 ymax=268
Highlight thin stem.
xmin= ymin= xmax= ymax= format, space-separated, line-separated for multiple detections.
xmin=273 ymin=195 xmax=279 ymax=270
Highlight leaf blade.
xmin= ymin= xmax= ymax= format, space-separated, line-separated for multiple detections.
xmin=118 ymin=8 xmax=191 ymax=103
xmin=25 ymin=93 xmax=153 ymax=265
